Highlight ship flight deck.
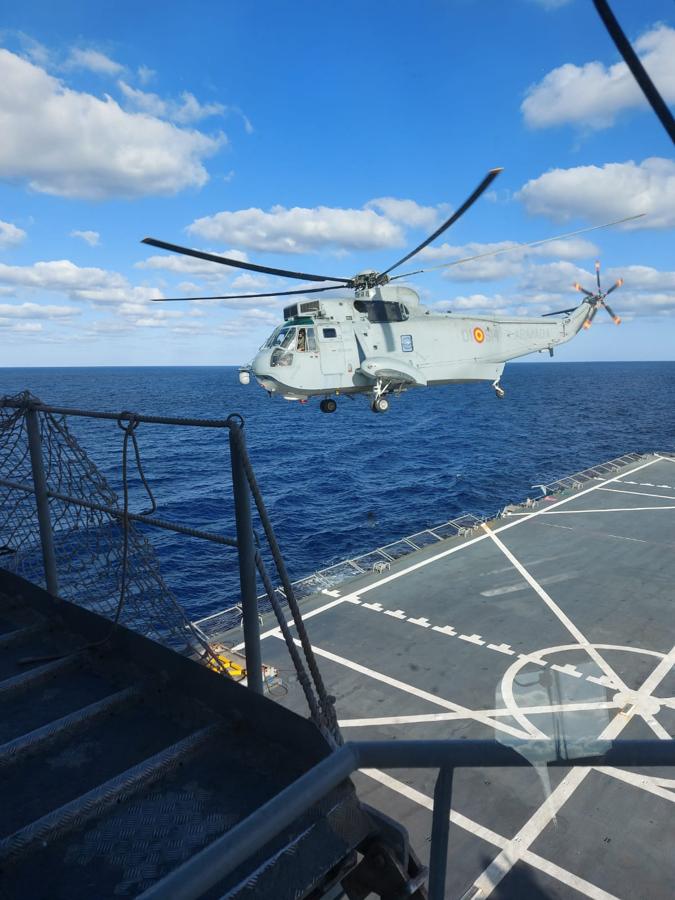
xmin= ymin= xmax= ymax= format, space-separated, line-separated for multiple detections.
xmin=201 ymin=453 xmax=675 ymax=900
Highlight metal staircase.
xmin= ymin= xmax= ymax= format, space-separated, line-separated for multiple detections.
xmin=0 ymin=570 xmax=416 ymax=900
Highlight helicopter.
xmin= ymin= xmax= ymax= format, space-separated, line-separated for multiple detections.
xmin=145 ymin=168 xmax=637 ymax=413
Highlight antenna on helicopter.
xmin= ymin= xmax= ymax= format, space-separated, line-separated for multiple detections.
xmin=575 ymin=260 xmax=623 ymax=329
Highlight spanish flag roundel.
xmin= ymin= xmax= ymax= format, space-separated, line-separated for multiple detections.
xmin=473 ymin=326 xmax=485 ymax=344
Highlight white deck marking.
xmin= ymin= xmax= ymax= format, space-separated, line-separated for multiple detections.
xmin=232 ymin=592 xmax=353 ymax=651
xmin=346 ymin=457 xmax=661 ymax=601
xmin=432 ymin=624 xmax=457 ymax=636
xmin=339 ymin=700 xmax=620 ymax=728
xmin=473 ymin=645 xmax=675 ymax=896
xmin=361 ymin=768 xmax=620 ymax=900
xmin=236 ymin=458 xmax=661 ymax=653
xmin=274 ymin=635 xmax=533 ymax=740
xmin=383 ymin=608 xmax=407 ymax=619
xmin=540 ymin=505 xmax=675 ymax=514
xmin=600 ymin=487 xmax=675 ymax=501
xmin=480 ymin=523 xmax=632 ymax=700
xmin=488 ymin=643 xmax=515 ymax=655
xmin=407 ymin=616 xmax=431 ymax=627
xmin=595 ymin=766 xmax=675 ymax=804
xmin=459 ymin=633 xmax=486 ymax=646
xmin=551 ymin=663 xmax=583 ymax=678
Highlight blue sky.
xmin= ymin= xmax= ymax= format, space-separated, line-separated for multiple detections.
xmin=1 ymin=0 xmax=673 ymax=366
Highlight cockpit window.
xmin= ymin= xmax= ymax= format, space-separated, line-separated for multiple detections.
xmin=265 ymin=326 xmax=296 ymax=349
xmin=322 ymin=327 xmax=337 ymax=338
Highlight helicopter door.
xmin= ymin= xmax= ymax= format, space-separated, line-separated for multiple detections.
xmin=318 ymin=325 xmax=346 ymax=375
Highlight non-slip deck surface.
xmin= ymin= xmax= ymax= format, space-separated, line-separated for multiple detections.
xmin=246 ymin=453 xmax=675 ymax=899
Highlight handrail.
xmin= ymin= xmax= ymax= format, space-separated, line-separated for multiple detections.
xmin=140 ymin=736 xmax=675 ymax=900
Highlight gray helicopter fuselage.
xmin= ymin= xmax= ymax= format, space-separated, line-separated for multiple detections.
xmin=249 ymin=284 xmax=590 ymax=401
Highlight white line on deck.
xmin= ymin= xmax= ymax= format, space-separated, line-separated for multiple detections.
xmin=360 ymin=768 xmax=620 ymax=900
xmin=600 ymin=487 xmax=675 ymax=501
xmin=274 ymin=635 xmax=534 ymax=740
xmin=236 ymin=458 xmax=661 ymax=651
xmin=472 ymin=643 xmax=675 ymax=895
xmin=480 ymin=523 xmax=632 ymax=701
xmin=540 ymin=505 xmax=675 ymax=514
xmin=595 ymin=766 xmax=675 ymax=805
xmin=339 ymin=700 xmax=620 ymax=728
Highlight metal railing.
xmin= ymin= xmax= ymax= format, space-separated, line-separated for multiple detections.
xmin=0 ymin=397 xmax=262 ymax=694
xmin=140 ymin=736 xmax=675 ymax=900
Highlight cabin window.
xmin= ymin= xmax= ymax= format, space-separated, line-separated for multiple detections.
xmin=401 ymin=334 xmax=413 ymax=352
xmin=322 ymin=327 xmax=337 ymax=339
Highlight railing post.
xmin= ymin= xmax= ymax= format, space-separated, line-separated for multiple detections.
xmin=25 ymin=406 xmax=59 ymax=597
xmin=428 ymin=766 xmax=454 ymax=900
xmin=228 ymin=421 xmax=263 ymax=694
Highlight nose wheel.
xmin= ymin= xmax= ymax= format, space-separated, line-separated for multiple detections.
xmin=492 ymin=379 xmax=506 ymax=399
xmin=319 ymin=398 xmax=337 ymax=414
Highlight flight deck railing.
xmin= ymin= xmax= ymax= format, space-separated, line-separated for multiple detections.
xmin=140 ymin=736 xmax=675 ymax=900
xmin=0 ymin=394 xmax=340 ymax=739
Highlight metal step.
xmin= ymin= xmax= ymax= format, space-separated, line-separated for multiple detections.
xmin=0 ymin=654 xmax=78 ymax=697
xmin=0 ymin=685 xmax=141 ymax=768
xmin=0 ymin=722 xmax=221 ymax=864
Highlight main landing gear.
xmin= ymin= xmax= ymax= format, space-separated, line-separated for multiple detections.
xmin=370 ymin=378 xmax=391 ymax=414
xmin=319 ymin=398 xmax=337 ymax=414
xmin=492 ymin=379 xmax=506 ymax=399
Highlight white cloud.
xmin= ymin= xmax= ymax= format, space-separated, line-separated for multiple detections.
xmin=136 ymin=248 xmax=248 ymax=279
xmin=0 ymin=319 xmax=43 ymax=332
xmin=70 ymin=229 xmax=100 ymax=246
xmin=0 ymin=219 xmax=26 ymax=248
xmin=187 ymin=203 xmax=405 ymax=253
xmin=66 ymin=47 xmax=123 ymax=76
xmin=517 ymin=158 xmax=675 ymax=228
xmin=0 ymin=258 xmax=163 ymax=305
xmin=0 ymin=48 xmax=223 ymax=199
xmin=118 ymin=81 xmax=225 ymax=124
xmin=0 ymin=302 xmax=79 ymax=319
xmin=137 ymin=65 xmax=155 ymax=85
xmin=418 ymin=237 xmax=598 ymax=281
xmin=522 ymin=25 xmax=675 ymax=129
xmin=365 ymin=197 xmax=442 ymax=230
xmin=529 ymin=0 xmax=573 ymax=9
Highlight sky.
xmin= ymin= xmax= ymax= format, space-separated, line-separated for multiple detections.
xmin=0 ymin=0 xmax=673 ymax=367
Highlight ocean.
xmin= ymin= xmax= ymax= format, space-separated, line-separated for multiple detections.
xmin=2 ymin=362 xmax=674 ymax=621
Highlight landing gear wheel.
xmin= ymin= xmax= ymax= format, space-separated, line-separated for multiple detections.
xmin=494 ymin=385 xmax=505 ymax=400
xmin=320 ymin=398 xmax=337 ymax=414
xmin=371 ymin=397 xmax=390 ymax=414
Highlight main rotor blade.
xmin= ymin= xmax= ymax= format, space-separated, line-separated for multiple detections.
xmin=593 ymin=0 xmax=675 ymax=144
xmin=595 ymin=260 xmax=602 ymax=292
xmin=141 ymin=238 xmax=352 ymax=284
xmin=389 ymin=214 xmax=646 ymax=280
xmin=151 ymin=284 xmax=348 ymax=302
xmin=378 ymin=167 xmax=503 ymax=280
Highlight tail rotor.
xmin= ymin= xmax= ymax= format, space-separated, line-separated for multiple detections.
xmin=575 ymin=260 xmax=623 ymax=329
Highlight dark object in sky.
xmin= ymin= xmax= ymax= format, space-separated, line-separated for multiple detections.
xmin=592 ymin=0 xmax=675 ymax=144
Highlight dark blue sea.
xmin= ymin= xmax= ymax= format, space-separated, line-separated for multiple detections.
xmin=2 ymin=363 xmax=674 ymax=621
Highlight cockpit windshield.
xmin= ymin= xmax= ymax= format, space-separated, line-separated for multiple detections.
xmin=264 ymin=326 xmax=296 ymax=349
